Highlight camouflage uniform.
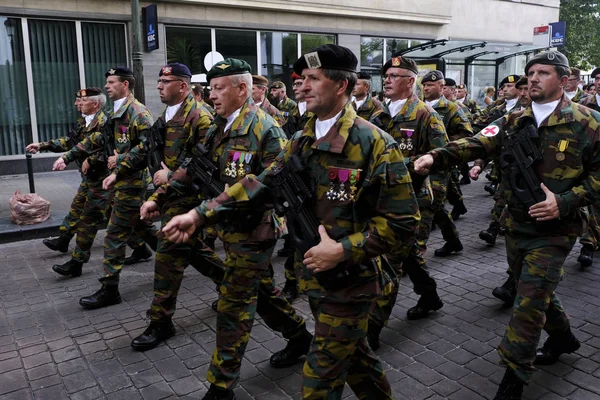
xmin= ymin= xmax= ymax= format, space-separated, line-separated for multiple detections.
xmin=570 ymin=87 xmax=586 ymax=104
xmin=429 ymin=95 xmax=600 ymax=384
xmin=275 ymin=96 xmax=297 ymax=118
xmin=62 ymin=93 xmax=159 ymax=285
xmin=370 ymin=93 xmax=447 ymax=324
xmin=116 ymin=93 xmax=224 ymax=321
xmin=460 ymin=97 xmax=481 ymax=119
xmin=258 ymin=98 xmax=285 ymax=127
xmin=192 ymin=99 xmax=306 ymax=391
xmin=354 ymin=94 xmax=384 ymax=121
xmin=197 ymin=103 xmax=419 ymax=398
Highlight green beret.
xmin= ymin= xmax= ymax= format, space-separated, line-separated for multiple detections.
xmin=524 ymin=51 xmax=569 ymax=75
xmin=206 ymin=58 xmax=252 ymax=83
xmin=421 ymin=70 xmax=445 ymax=84
xmin=500 ymin=75 xmax=521 ymax=87
xmin=382 ymin=56 xmax=418 ymax=75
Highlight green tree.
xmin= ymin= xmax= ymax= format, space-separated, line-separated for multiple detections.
xmin=166 ymin=36 xmax=203 ymax=74
xmin=559 ymin=0 xmax=600 ymax=69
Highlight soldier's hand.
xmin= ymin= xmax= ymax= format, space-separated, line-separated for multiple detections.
xmin=107 ymin=150 xmax=118 ymax=169
xmin=469 ymin=165 xmax=482 ymax=180
xmin=82 ymin=159 xmax=90 ymax=174
xmin=103 ymin=174 xmax=117 ymax=191
xmin=162 ymin=210 xmax=204 ymax=243
xmin=153 ymin=162 xmax=170 ymax=186
xmin=529 ymin=183 xmax=560 ymax=221
xmin=53 ymin=158 xmax=67 ymax=171
xmin=304 ymin=225 xmax=345 ymax=273
xmin=140 ymin=201 xmax=160 ymax=220
xmin=414 ymin=155 xmax=434 ymax=175
xmin=26 ymin=143 xmax=41 ymax=154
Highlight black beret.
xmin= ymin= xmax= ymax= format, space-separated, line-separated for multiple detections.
xmin=105 ymin=66 xmax=134 ymax=78
xmin=457 ymin=84 xmax=466 ymax=90
xmin=252 ymin=75 xmax=269 ymax=86
xmin=421 ymin=70 xmax=445 ymax=84
xmin=499 ymin=75 xmax=521 ymax=87
xmin=382 ymin=56 xmax=418 ymax=75
xmin=159 ymin=63 xmax=192 ymax=78
xmin=591 ymin=67 xmax=600 ymax=79
xmin=515 ymin=76 xmax=528 ymax=88
xmin=524 ymin=51 xmax=569 ymax=75
xmin=77 ymin=87 xmax=104 ymax=98
xmin=357 ymin=71 xmax=372 ymax=80
xmin=206 ymin=58 xmax=252 ymax=83
xmin=444 ymin=78 xmax=457 ymax=87
xmin=293 ymin=44 xmax=358 ymax=74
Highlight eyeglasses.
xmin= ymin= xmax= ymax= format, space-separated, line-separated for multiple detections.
xmin=293 ymin=82 xmax=303 ymax=87
xmin=157 ymin=79 xmax=183 ymax=85
xmin=383 ymin=74 xmax=413 ymax=81
xmin=567 ymin=78 xmax=579 ymax=82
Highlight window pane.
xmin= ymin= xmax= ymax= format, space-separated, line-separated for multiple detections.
xmin=166 ymin=26 xmax=211 ymax=75
xmin=301 ymin=34 xmax=335 ymax=54
xmin=82 ymin=23 xmax=127 ymax=89
xmin=386 ymin=38 xmax=409 ymax=58
xmin=360 ymin=37 xmax=383 ymax=69
xmin=216 ymin=29 xmax=257 ymax=73
xmin=0 ymin=17 xmax=32 ymax=156
xmin=260 ymin=31 xmax=297 ymax=98
xmin=29 ymin=19 xmax=79 ymax=146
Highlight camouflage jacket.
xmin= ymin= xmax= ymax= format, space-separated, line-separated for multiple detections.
xmin=62 ymin=93 xmax=154 ymax=190
xmin=472 ymin=97 xmax=519 ymax=134
xmin=461 ymin=97 xmax=481 ymax=118
xmin=432 ymin=95 xmax=473 ymax=141
xmin=282 ymin=103 xmax=313 ymax=138
xmin=199 ymin=100 xmax=216 ymax=117
xmin=430 ymin=95 xmax=600 ymax=236
xmin=275 ymin=96 xmax=297 ymax=117
xmin=353 ymin=94 xmax=384 ymax=122
xmin=579 ymin=94 xmax=600 ymax=113
xmin=195 ymin=103 xmax=419 ymax=302
xmin=571 ymin=88 xmax=586 ymax=104
xmin=40 ymin=112 xmax=105 ymax=154
xmin=115 ymin=93 xmax=212 ymax=182
xmin=259 ymin=98 xmax=285 ymax=127
xmin=370 ymin=93 xmax=449 ymax=204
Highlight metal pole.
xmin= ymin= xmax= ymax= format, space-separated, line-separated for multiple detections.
xmin=131 ymin=0 xmax=145 ymax=103
xmin=26 ymin=154 xmax=35 ymax=193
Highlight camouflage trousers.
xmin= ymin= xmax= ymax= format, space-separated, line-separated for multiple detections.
xmin=303 ymin=298 xmax=392 ymax=399
xmin=149 ymin=201 xmax=225 ymax=322
xmin=101 ymin=186 xmax=159 ymax=285
xmin=498 ymin=232 xmax=575 ymax=384
xmin=490 ymin=183 xmax=507 ymax=228
xmin=58 ymin=175 xmax=89 ymax=238
xmin=446 ymin=167 xmax=464 ymax=206
xmin=579 ymin=204 xmax=600 ymax=250
xmin=433 ymin=173 xmax=460 ymax=244
xmin=208 ymin=239 xmax=306 ymax=390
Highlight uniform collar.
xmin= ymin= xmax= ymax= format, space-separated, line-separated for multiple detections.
xmin=519 ymin=95 xmax=574 ymax=128
xmin=301 ymin=102 xmax=356 ymax=154
xmin=112 ymin=94 xmax=134 ymax=118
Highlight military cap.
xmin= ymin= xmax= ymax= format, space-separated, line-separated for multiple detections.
xmin=291 ymin=72 xmax=302 ymax=81
xmin=457 ymin=83 xmax=466 ymax=90
xmin=515 ymin=76 xmax=528 ymax=88
xmin=524 ymin=50 xmax=569 ymax=75
xmin=357 ymin=71 xmax=372 ymax=80
xmin=499 ymin=75 xmax=521 ymax=87
xmin=206 ymin=58 xmax=252 ymax=83
xmin=293 ymin=44 xmax=358 ymax=74
xmin=421 ymin=70 xmax=445 ymax=84
xmin=77 ymin=87 xmax=103 ymax=98
xmin=382 ymin=56 xmax=418 ymax=75
xmin=252 ymin=75 xmax=269 ymax=86
xmin=270 ymin=81 xmax=285 ymax=89
xmin=105 ymin=66 xmax=134 ymax=78
xmin=159 ymin=63 xmax=192 ymax=78
xmin=591 ymin=67 xmax=600 ymax=79
xmin=444 ymin=78 xmax=457 ymax=87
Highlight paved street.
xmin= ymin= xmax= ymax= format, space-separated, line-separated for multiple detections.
xmin=0 ymin=177 xmax=599 ymax=400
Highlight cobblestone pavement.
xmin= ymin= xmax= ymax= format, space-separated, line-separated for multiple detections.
xmin=1 ymin=178 xmax=599 ymax=400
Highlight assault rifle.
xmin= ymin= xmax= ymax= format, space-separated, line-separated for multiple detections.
xmin=66 ymin=128 xmax=79 ymax=149
xmin=186 ymin=143 xmax=225 ymax=197
xmin=272 ymin=154 xmax=358 ymax=291
xmin=102 ymin=117 xmax=116 ymax=162
xmin=146 ymin=119 xmax=167 ymax=177
xmin=499 ymin=123 xmax=545 ymax=209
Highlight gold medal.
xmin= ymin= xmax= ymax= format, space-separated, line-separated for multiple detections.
xmin=556 ymin=152 xmax=565 ymax=161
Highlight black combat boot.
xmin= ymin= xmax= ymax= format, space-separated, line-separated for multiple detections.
xmin=52 ymin=259 xmax=83 ymax=277
xmin=480 ymin=222 xmax=501 ymax=245
xmin=367 ymin=323 xmax=383 ymax=351
xmin=577 ymin=245 xmax=594 ymax=269
xmin=270 ymin=329 xmax=313 ymax=368
xmin=131 ymin=320 xmax=176 ymax=351
xmin=407 ymin=292 xmax=444 ymax=320
xmin=492 ymin=275 xmax=516 ymax=306
xmin=484 ymin=182 xmax=497 ymax=195
xmin=450 ymin=202 xmax=468 ymax=220
xmin=203 ymin=384 xmax=235 ymax=400
xmin=281 ymin=279 xmax=299 ymax=303
xmin=493 ymin=368 xmax=524 ymax=400
xmin=535 ymin=329 xmax=580 ymax=365
xmin=460 ymin=175 xmax=471 ymax=185
xmin=79 ymin=285 xmax=122 ymax=309
xmin=43 ymin=234 xmax=71 ymax=253
xmin=124 ymin=244 xmax=153 ymax=265
xmin=434 ymin=240 xmax=463 ymax=257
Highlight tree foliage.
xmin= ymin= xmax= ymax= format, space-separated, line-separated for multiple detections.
xmin=559 ymin=0 xmax=600 ymax=69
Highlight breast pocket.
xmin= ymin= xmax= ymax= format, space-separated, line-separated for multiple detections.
xmin=543 ymin=135 xmax=583 ymax=179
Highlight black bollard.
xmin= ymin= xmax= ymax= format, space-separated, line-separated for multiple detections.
xmin=26 ymin=153 xmax=35 ymax=193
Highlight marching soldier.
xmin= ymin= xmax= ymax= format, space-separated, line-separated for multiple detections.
xmin=192 ymin=82 xmax=216 ymax=116
xmin=352 ymin=71 xmax=384 ymax=121
xmin=251 ymin=75 xmax=285 ymax=126
xmin=457 ymin=83 xmax=481 ymax=118
xmin=270 ymin=80 xmax=297 ymax=117
xmin=565 ymin=67 xmax=586 ymax=103
xmin=415 ymin=51 xmax=600 ymax=400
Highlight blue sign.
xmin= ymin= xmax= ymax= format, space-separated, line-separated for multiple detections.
xmin=550 ymin=21 xmax=566 ymax=47
xmin=143 ymin=4 xmax=159 ymax=52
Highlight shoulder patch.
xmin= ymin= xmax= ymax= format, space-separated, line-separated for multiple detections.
xmin=481 ymin=125 xmax=500 ymax=137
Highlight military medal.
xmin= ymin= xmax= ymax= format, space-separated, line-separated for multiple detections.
xmin=405 ymin=129 xmax=414 ymax=151
xmin=118 ymin=126 xmax=128 ymax=143
xmin=349 ymin=170 xmax=360 ymax=202
xmin=244 ymin=153 xmax=252 ymax=173
xmin=338 ymin=169 xmax=349 ymax=201
xmin=327 ymin=169 xmax=338 ymax=200
xmin=399 ymin=138 xmax=406 ymax=150
xmin=236 ymin=152 xmax=245 ymax=177
xmin=225 ymin=152 xmax=235 ymax=177
xmin=556 ymin=140 xmax=568 ymax=161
